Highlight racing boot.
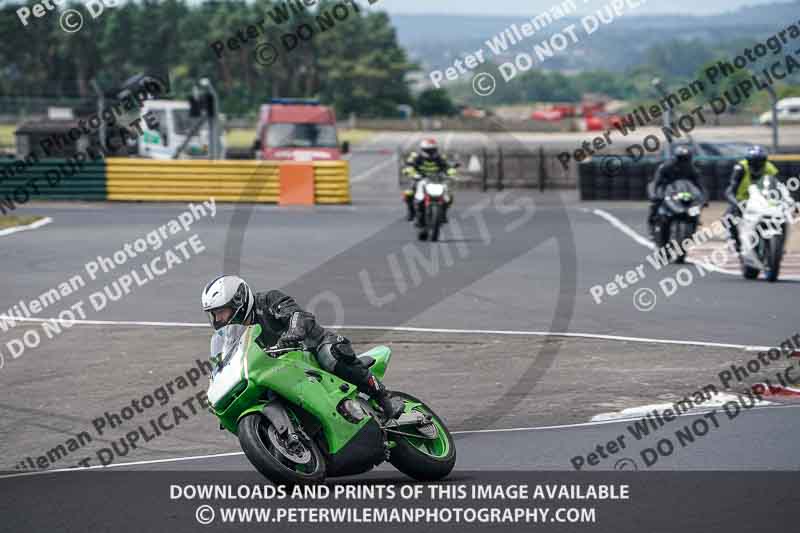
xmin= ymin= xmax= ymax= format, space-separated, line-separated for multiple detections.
xmin=363 ymin=374 xmax=402 ymax=420
xmin=330 ymin=341 xmax=401 ymax=419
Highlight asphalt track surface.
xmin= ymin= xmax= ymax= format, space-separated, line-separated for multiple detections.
xmin=2 ymin=129 xmax=800 ymax=479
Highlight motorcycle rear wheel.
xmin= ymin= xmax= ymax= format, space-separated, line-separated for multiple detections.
xmin=388 ymin=392 xmax=456 ymax=481
xmin=238 ymin=414 xmax=326 ymax=485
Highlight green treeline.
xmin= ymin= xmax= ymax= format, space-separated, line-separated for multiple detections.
xmin=0 ymin=0 xmax=414 ymax=118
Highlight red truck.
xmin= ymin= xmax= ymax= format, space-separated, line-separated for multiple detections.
xmin=252 ymin=99 xmax=349 ymax=161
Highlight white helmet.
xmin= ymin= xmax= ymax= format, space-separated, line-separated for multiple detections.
xmin=201 ymin=275 xmax=254 ymax=330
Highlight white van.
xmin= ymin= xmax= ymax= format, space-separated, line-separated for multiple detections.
xmin=138 ymin=100 xmax=225 ymax=159
xmin=759 ymin=97 xmax=800 ymax=126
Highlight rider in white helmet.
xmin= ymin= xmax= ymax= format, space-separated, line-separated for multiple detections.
xmin=201 ymin=275 xmax=400 ymax=418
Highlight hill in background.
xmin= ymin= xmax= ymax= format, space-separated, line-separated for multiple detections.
xmin=391 ymin=0 xmax=800 ymax=72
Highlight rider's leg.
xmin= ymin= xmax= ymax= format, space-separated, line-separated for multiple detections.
xmin=404 ymin=190 xmax=415 ymax=221
xmin=647 ymin=200 xmax=659 ymax=236
xmin=315 ymin=337 xmax=400 ymax=418
xmin=443 ymin=193 xmax=453 ymax=223
xmin=404 ymin=178 xmax=419 ymax=221
xmin=725 ymin=205 xmax=741 ymax=252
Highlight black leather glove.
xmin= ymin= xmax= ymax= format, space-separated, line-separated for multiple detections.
xmin=277 ymin=311 xmax=313 ymax=348
xmin=276 ymin=335 xmax=301 ymax=349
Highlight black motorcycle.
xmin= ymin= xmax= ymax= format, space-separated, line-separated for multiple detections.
xmin=652 ymin=179 xmax=705 ymax=263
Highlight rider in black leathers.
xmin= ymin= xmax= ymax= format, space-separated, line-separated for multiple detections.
xmin=647 ymin=146 xmax=706 ymax=237
xmin=202 ymin=276 xmax=399 ymax=418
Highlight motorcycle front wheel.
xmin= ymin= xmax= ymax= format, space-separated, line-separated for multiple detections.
xmin=653 ymin=217 xmax=670 ymax=250
xmin=742 ymin=245 xmax=760 ymax=279
xmin=238 ymin=414 xmax=326 ymax=485
xmin=672 ymin=220 xmax=696 ymax=264
xmin=429 ymin=203 xmax=443 ymax=242
xmin=765 ymin=233 xmax=785 ymax=282
xmin=388 ymin=392 xmax=456 ymax=481
xmin=742 ymin=266 xmax=760 ymax=279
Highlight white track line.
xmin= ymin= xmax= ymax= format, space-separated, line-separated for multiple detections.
xmin=587 ymin=208 xmax=654 ymax=249
xmin=0 ymin=452 xmax=247 ymax=480
xmin=326 ymin=325 xmax=773 ymax=350
xmin=0 ymin=316 xmax=774 ymax=351
xmin=4 ymin=403 xmax=799 ymax=480
xmin=0 ymin=217 xmax=53 ymax=237
xmin=0 ymin=317 xmax=208 ymax=328
xmin=586 ymin=208 xmax=800 ymax=278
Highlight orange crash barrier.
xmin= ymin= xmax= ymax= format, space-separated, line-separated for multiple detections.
xmin=279 ymin=163 xmax=315 ymax=206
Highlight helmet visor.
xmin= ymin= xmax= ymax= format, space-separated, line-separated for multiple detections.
xmin=207 ymin=306 xmax=235 ymax=330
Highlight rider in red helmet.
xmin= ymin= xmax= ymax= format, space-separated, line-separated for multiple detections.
xmin=402 ymin=138 xmax=457 ymax=224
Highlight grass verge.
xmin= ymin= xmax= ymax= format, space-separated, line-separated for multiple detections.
xmin=0 ymin=215 xmax=42 ymax=229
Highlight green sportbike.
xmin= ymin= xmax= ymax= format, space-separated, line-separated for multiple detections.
xmin=207 ymin=324 xmax=456 ymax=484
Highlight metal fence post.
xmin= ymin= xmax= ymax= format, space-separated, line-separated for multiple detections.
xmin=397 ymin=147 xmax=404 ymax=187
xmin=482 ymin=148 xmax=488 ymax=192
xmin=538 ymin=146 xmax=546 ymax=192
xmin=497 ymin=148 xmax=504 ymax=191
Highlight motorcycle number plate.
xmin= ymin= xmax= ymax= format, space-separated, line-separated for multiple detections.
xmin=688 ymin=206 xmax=701 ymax=217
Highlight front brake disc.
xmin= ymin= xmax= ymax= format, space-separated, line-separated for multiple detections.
xmin=267 ymin=425 xmax=312 ymax=464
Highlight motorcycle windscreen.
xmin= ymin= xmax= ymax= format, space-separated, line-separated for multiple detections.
xmin=747 ymin=180 xmax=785 ymax=211
xmin=210 ymin=325 xmax=247 ymax=362
xmin=207 ymin=324 xmax=249 ymax=408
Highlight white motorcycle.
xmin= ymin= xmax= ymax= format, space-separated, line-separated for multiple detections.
xmin=739 ymin=175 xmax=796 ymax=282
xmin=414 ymin=173 xmax=451 ymax=242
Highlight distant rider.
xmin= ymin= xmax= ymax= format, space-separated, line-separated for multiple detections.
xmin=201 ymin=275 xmax=400 ymax=418
xmin=402 ymin=138 xmax=457 ymax=224
xmin=724 ymin=145 xmax=779 ymax=252
xmin=647 ymin=145 xmax=706 ymax=237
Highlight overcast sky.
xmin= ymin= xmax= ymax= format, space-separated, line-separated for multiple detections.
xmin=378 ymin=0 xmax=783 ymax=16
